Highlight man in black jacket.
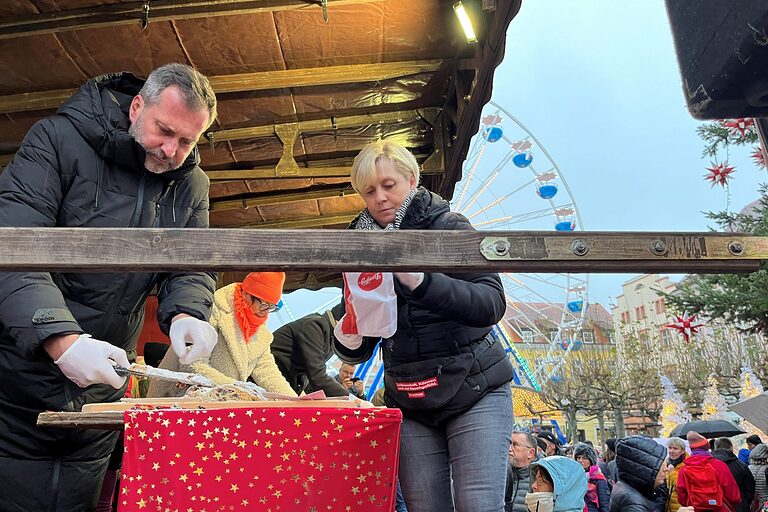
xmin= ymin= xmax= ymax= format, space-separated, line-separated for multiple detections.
xmin=713 ymin=437 xmax=756 ymax=512
xmin=271 ymin=304 xmax=350 ymax=397
xmin=0 ymin=63 xmax=219 ymax=511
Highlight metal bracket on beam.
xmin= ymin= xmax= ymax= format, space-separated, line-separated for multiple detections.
xmin=480 ymin=234 xmax=763 ymax=262
xmin=480 ymin=236 xmax=549 ymax=260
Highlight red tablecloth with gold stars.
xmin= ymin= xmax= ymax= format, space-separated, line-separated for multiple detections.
xmin=118 ymin=406 xmax=403 ymax=511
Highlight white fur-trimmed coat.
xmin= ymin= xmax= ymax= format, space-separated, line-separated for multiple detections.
xmin=147 ymin=283 xmax=296 ymax=397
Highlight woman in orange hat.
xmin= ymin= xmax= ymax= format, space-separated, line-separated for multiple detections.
xmin=148 ymin=272 xmax=296 ymax=397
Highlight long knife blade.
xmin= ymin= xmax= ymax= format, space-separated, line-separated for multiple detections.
xmin=114 ymin=364 xmax=215 ymax=388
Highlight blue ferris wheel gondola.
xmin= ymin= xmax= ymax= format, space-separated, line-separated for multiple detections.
xmin=482 ymin=126 xmax=504 ymax=143
xmin=537 ymin=184 xmax=558 ymax=199
xmin=512 ymin=152 xmax=533 ymax=167
xmin=555 ymin=220 xmax=576 ymax=231
xmin=566 ymin=300 xmax=584 ymax=313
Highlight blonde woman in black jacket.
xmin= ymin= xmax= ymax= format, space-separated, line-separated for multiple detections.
xmin=334 ymin=141 xmax=515 ymax=512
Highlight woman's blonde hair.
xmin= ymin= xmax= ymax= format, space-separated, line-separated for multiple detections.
xmin=351 ymin=140 xmax=420 ymax=194
xmin=667 ymin=437 xmax=687 ymax=452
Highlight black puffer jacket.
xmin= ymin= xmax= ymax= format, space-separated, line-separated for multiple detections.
xmin=712 ymin=449 xmax=756 ymax=512
xmin=334 ymin=187 xmax=513 ymax=425
xmin=271 ymin=306 xmax=349 ymax=397
xmin=0 ymin=72 xmax=215 ymax=509
xmin=610 ymin=436 xmax=667 ymax=512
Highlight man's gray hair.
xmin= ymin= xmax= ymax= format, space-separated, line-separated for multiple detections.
xmin=714 ymin=437 xmax=733 ymax=452
xmin=140 ymin=63 xmax=217 ymax=126
xmin=513 ymin=431 xmax=539 ymax=451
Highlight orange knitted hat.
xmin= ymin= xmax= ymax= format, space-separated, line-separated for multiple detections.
xmin=241 ymin=272 xmax=285 ymax=305
xmin=686 ymin=431 xmax=709 ymax=450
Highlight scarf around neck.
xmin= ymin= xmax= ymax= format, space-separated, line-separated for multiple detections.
xmin=354 ymin=188 xmax=417 ymax=231
xmin=585 ymin=465 xmax=605 ymax=506
xmin=233 ymin=283 xmax=267 ymax=341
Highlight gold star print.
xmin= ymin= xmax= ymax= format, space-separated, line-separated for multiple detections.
xmin=136 ymin=498 xmax=147 ymax=508
xmin=351 ymin=487 xmax=360 ymax=495
xmin=273 ymin=490 xmax=282 ymax=498
xmin=241 ymin=500 xmax=249 ymax=506
xmin=213 ymin=451 xmax=223 ymax=460
xmin=230 ymin=484 xmax=239 ymax=492
xmin=196 ymin=442 xmax=205 ymax=451
xmin=152 ymin=463 xmax=160 ymax=471
xmin=304 ymin=433 xmax=312 ymax=440
xmin=193 ymin=467 xmax=204 ymax=476
xmin=265 ymin=441 xmax=272 ymax=449
xmin=370 ymin=440 xmax=378 ymax=448
xmin=180 ymin=474 xmax=188 ymax=482
xmin=138 ymin=431 xmax=147 ymax=439
xmin=293 ymin=418 xmax=302 ymax=427
xmin=187 ymin=419 xmax=196 ymax=427
xmin=322 ymin=431 xmax=330 ymax=438
xmin=215 ymin=476 xmax=222 ymax=482
xmin=281 ymin=452 xmax=290 ymax=461
xmin=203 ymin=430 xmax=213 ymax=439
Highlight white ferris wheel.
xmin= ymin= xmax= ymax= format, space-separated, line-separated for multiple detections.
xmin=452 ymin=101 xmax=589 ymax=390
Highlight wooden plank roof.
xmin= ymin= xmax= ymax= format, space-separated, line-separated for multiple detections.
xmin=0 ymin=0 xmax=522 ymax=288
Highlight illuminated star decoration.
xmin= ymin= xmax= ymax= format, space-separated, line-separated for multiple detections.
xmin=665 ymin=312 xmax=704 ymax=342
xmin=721 ymin=118 xmax=755 ymax=138
xmin=704 ymin=162 xmax=736 ymax=188
xmin=751 ymin=147 xmax=766 ymax=169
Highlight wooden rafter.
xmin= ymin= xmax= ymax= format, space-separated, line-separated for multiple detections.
xmin=0 ymin=60 xmax=442 ymax=115
xmin=209 ymin=185 xmax=355 ymax=211
xmin=0 ymin=0 xmax=379 ymax=40
xmin=203 ymin=108 xmax=438 ymax=144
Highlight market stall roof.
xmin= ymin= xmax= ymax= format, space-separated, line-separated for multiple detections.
xmin=0 ymin=0 xmax=522 ymax=289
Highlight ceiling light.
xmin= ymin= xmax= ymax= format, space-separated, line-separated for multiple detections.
xmin=453 ymin=2 xmax=478 ymax=44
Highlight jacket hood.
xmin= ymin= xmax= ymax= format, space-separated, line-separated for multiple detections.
xmin=57 ymin=71 xmax=200 ymax=181
xmin=349 ymin=187 xmax=450 ymax=230
xmin=532 ymin=456 xmax=588 ymax=511
xmin=712 ymin=449 xmax=737 ymax=463
xmin=615 ymin=436 xmax=666 ymax=497
xmin=751 ymin=443 xmax=768 ymax=461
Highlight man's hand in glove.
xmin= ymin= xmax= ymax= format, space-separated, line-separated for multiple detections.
xmin=169 ymin=315 xmax=218 ymax=365
xmin=47 ymin=334 xmax=129 ymax=388
xmin=394 ymin=272 xmax=425 ymax=291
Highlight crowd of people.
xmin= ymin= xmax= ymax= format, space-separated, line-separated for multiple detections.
xmin=505 ymin=429 xmax=766 ymax=512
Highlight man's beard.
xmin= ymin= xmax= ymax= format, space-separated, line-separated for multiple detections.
xmin=129 ymin=113 xmax=180 ymax=174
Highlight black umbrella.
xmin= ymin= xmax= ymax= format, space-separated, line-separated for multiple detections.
xmin=670 ymin=419 xmax=746 ymax=439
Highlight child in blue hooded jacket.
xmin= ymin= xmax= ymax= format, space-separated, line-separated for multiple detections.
xmin=526 ymin=456 xmax=588 ymax=512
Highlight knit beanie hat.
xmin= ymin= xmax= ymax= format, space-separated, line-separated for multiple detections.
xmin=605 ymin=438 xmax=617 ymax=453
xmin=747 ymin=434 xmax=763 ymax=446
xmin=686 ymin=431 xmax=709 ymax=450
xmin=573 ymin=442 xmax=598 ymax=467
xmin=242 ymin=272 xmax=285 ymax=305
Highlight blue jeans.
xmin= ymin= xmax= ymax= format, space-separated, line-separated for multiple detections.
xmin=397 ymin=384 xmax=512 ymax=512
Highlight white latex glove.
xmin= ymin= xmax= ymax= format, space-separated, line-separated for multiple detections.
xmin=169 ymin=317 xmax=218 ymax=365
xmin=54 ymin=334 xmax=129 ymax=389
xmin=394 ymin=272 xmax=425 ymax=291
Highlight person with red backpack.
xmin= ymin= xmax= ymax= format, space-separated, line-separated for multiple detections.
xmin=677 ymin=431 xmax=741 ymax=512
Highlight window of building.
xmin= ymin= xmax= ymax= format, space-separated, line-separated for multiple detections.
xmin=635 ymin=305 xmax=646 ymax=320
xmin=655 ymin=299 xmax=665 ymax=314
xmin=549 ymin=330 xmax=560 ymax=342
xmin=521 ymin=330 xmax=534 ymax=344
xmin=581 ymin=330 xmax=594 ymax=343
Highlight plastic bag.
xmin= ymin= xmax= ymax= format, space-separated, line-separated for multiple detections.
xmin=334 ymin=272 xmax=397 ymax=348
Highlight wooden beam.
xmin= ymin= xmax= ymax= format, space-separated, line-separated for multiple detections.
xmin=0 ymin=60 xmax=442 ymax=115
xmin=0 ymin=108 xmax=440 ymax=168
xmin=203 ymin=108 xmax=438 ymax=144
xmin=209 ymin=185 xmax=355 ymax=211
xmin=0 ymin=0 xmax=379 ymax=40
xmin=243 ymin=213 xmax=358 ymax=229
xmin=0 ymin=228 xmax=763 ymax=273
xmin=206 ymin=167 xmax=351 ymax=180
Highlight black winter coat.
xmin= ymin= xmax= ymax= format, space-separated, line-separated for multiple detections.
xmin=271 ymin=307 xmax=349 ymax=397
xmin=713 ymin=449 xmax=756 ymax=512
xmin=0 ymin=72 xmax=215 ymax=509
xmin=334 ymin=187 xmax=513 ymax=425
xmin=610 ymin=436 xmax=668 ymax=512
